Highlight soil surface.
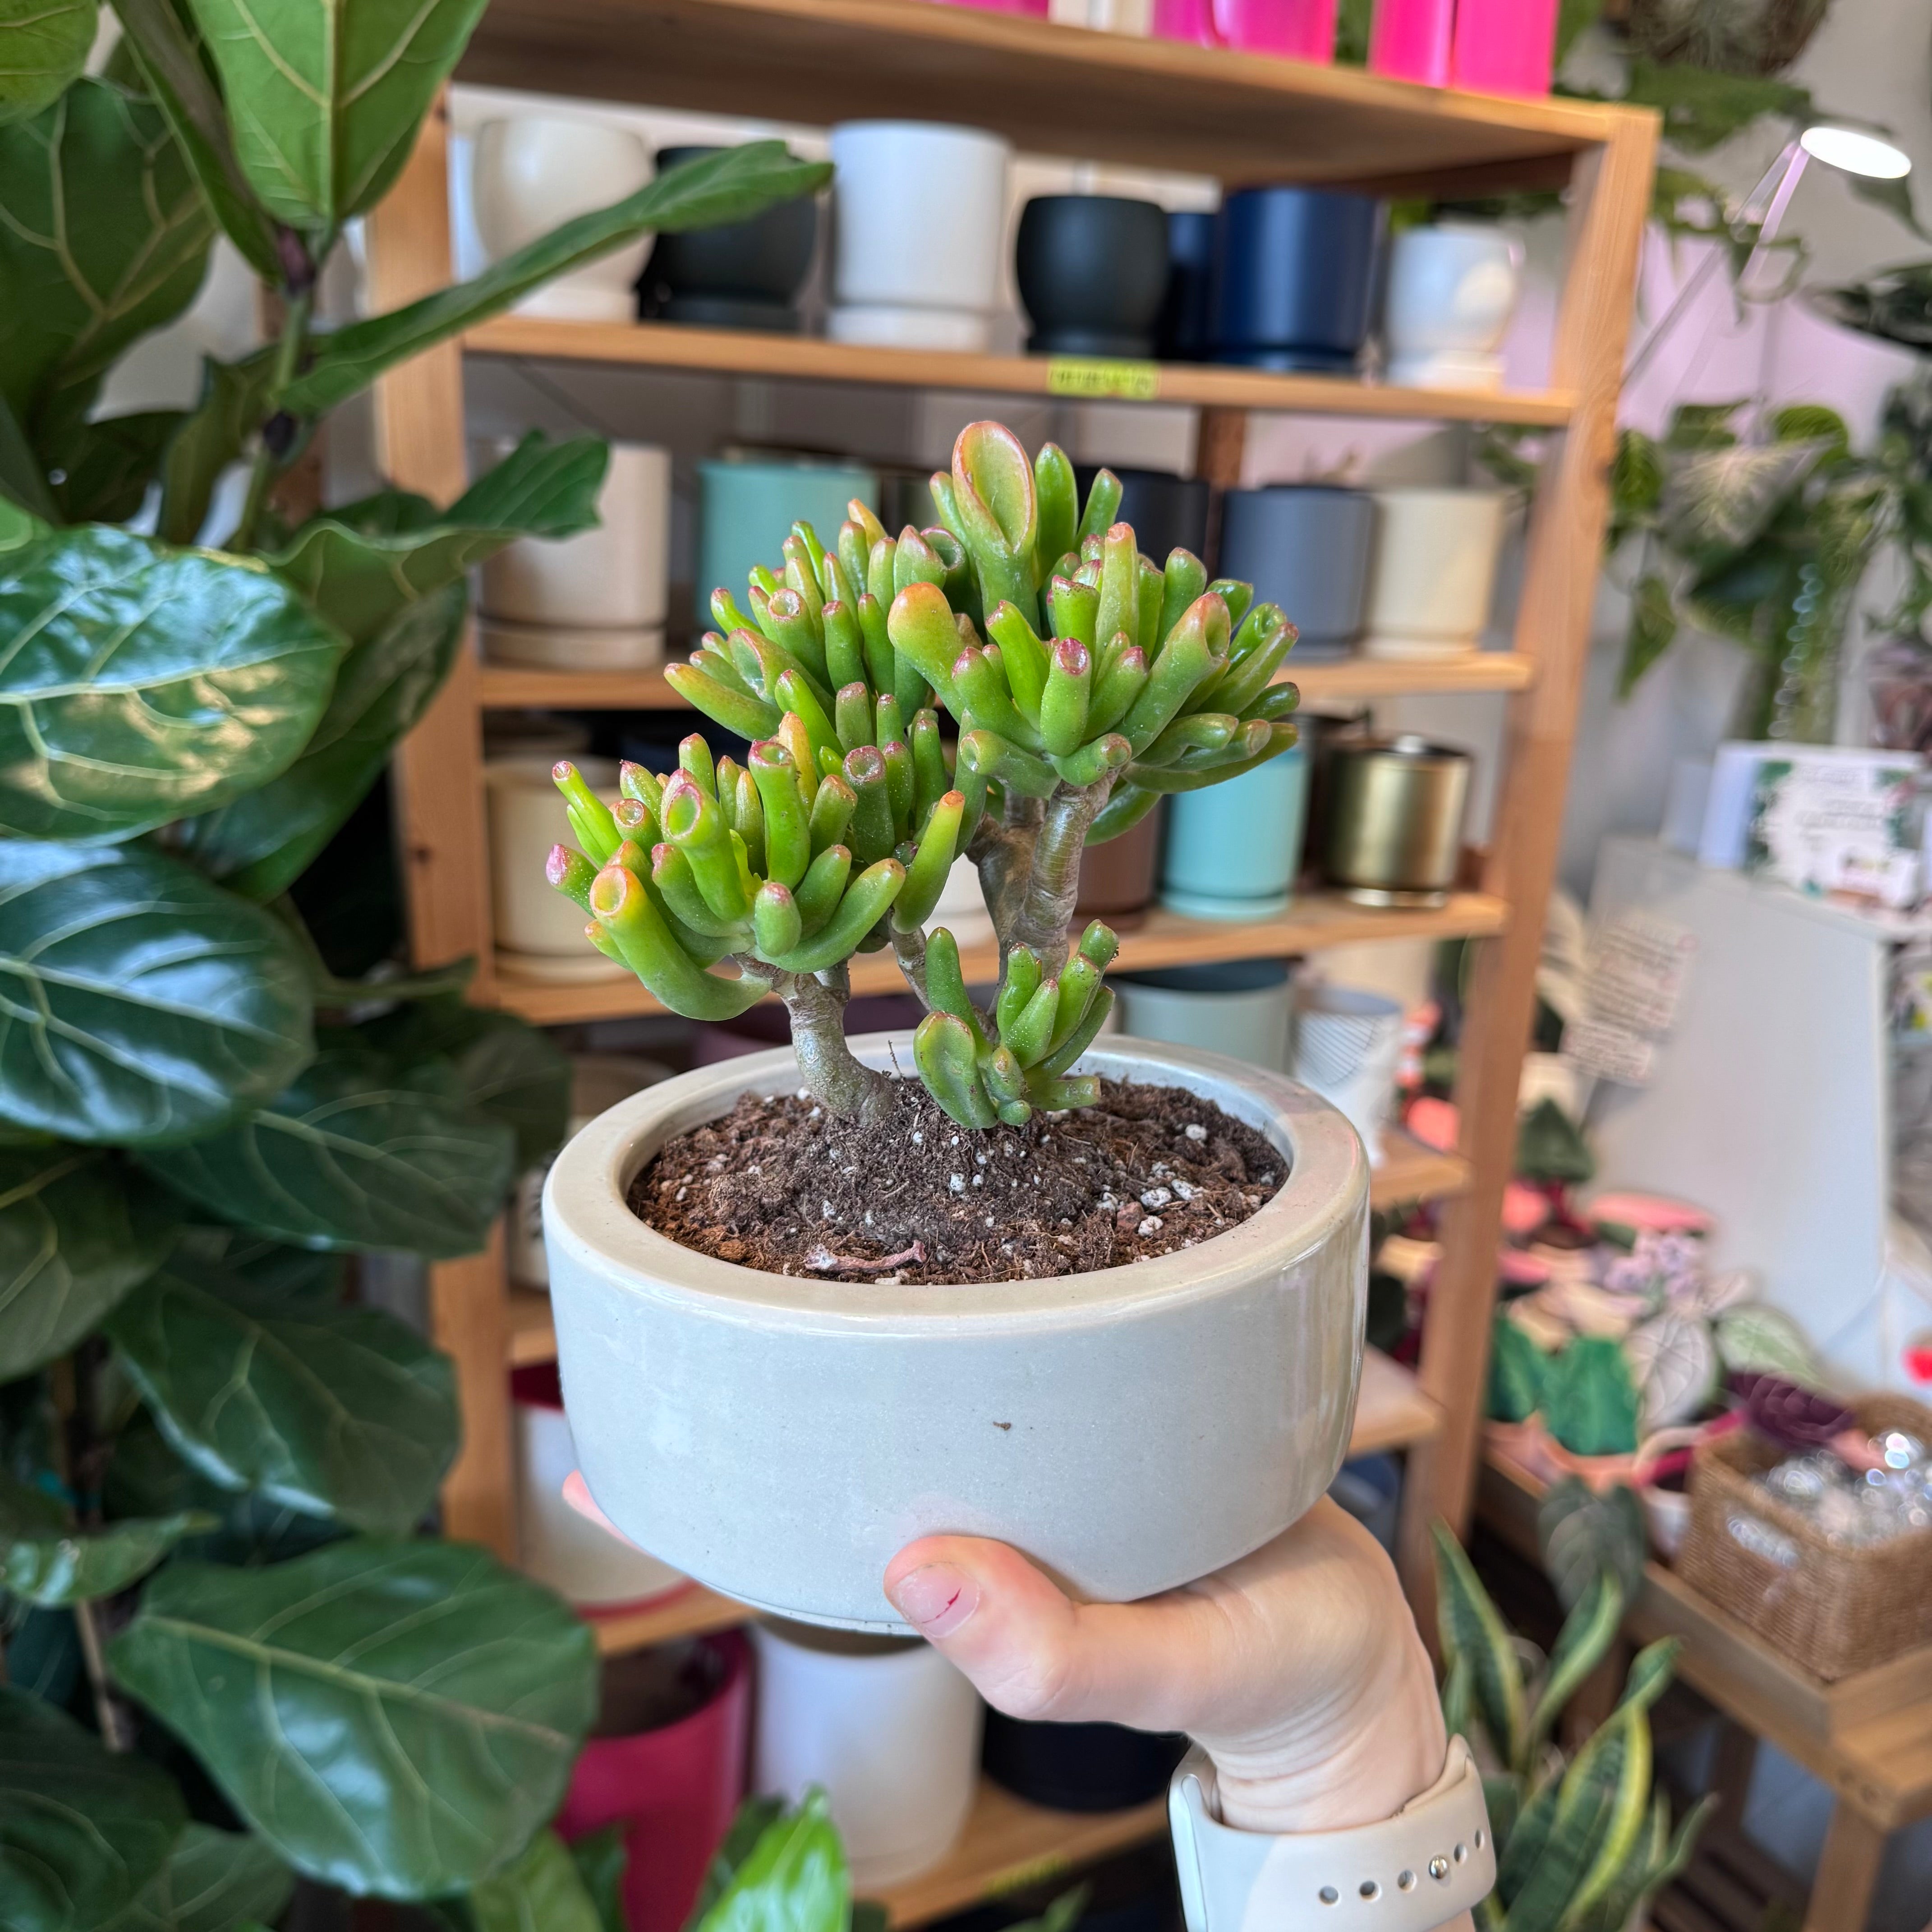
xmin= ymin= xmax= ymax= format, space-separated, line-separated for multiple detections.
xmin=629 ymin=1076 xmax=1284 ymax=1284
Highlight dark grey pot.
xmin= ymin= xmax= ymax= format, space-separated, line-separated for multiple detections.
xmin=640 ymin=144 xmax=818 ymax=328
xmin=1218 ymin=486 xmax=1375 ymax=656
xmin=1015 ymin=195 xmax=1170 ymax=358
xmin=1075 ymin=464 xmax=1210 ymax=562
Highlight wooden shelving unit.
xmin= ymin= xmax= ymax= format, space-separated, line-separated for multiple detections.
xmin=371 ymin=0 xmax=1654 ymax=1909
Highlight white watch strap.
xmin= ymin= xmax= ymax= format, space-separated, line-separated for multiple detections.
xmin=1169 ymin=1736 xmax=1496 ymax=1932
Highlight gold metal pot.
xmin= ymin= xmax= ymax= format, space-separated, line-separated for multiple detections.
xmin=1318 ymin=733 xmax=1472 ymax=908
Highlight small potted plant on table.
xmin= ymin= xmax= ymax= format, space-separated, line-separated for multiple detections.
xmin=542 ymin=425 xmax=1370 ymax=1628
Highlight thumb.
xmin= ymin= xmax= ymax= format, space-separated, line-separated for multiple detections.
xmin=883 ymin=1535 xmax=1219 ymax=1734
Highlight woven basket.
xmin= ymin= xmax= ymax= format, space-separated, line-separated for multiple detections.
xmin=1676 ymin=1393 xmax=1932 ymax=1680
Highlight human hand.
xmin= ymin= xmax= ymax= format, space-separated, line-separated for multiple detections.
xmin=884 ymin=1498 xmax=1448 ymax=1836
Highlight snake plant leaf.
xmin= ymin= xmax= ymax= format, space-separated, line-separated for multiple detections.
xmin=43 ymin=409 xmax=184 ymax=524
xmin=1482 ymin=1775 xmax=1523 ymax=1866
xmin=1502 ymin=1706 xmax=1643 ymax=1932
xmin=282 ymin=143 xmax=832 ymax=416
xmin=105 ymin=1247 xmax=458 ymax=1535
xmin=470 ymin=1830 xmax=604 ymax=1932
xmin=1527 ymin=1568 xmax=1625 ymax=1758
xmin=0 ymin=522 xmax=346 ymax=840
xmin=0 ymin=1469 xmax=212 ymax=1605
xmin=107 ymin=1540 xmax=599 ymax=1898
xmin=179 ymin=0 xmax=488 ymax=231
xmin=566 ymin=1828 xmax=629 ymax=1932
xmin=0 ymin=842 xmax=314 ymax=1145
xmin=172 ymin=579 xmax=467 ymax=900
xmin=1495 ymin=1763 xmax=1564 ymax=1908
xmin=0 ymin=0 xmax=96 ymax=124
xmin=0 ymin=1684 xmax=188 ymax=1932
xmin=0 ymin=1145 xmax=179 ymax=1377
xmin=108 ymin=1823 xmax=294 ymax=1932
xmin=267 ymin=435 xmax=607 ymax=645
xmin=696 ymin=1793 xmax=847 ymax=1932
xmin=1538 ymin=1477 xmax=1647 ymax=1612
xmin=1431 ymin=1522 xmax=1528 ymax=1772
xmin=139 ymin=1035 xmax=516 ymax=1256
xmin=0 ymin=80 xmax=213 ymax=451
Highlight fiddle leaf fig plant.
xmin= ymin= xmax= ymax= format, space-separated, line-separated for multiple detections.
xmin=548 ymin=422 xmax=1301 ymax=1128
xmin=0 ymin=4 xmax=829 ymax=1925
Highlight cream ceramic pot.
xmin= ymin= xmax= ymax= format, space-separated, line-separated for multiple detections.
xmin=474 ymin=116 xmax=652 ymax=322
xmin=486 ymin=756 xmax=627 ymax=965
xmin=544 ymin=1034 xmax=1369 ymax=1630
xmin=1361 ymin=487 xmax=1508 ymax=660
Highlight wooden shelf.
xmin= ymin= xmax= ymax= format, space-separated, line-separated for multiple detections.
xmin=477 ymin=653 xmax=1534 ymax=713
xmin=586 ymin=1582 xmax=751 ymax=1654
xmin=491 ymin=890 xmax=1507 ymax=1024
xmin=467 ymin=315 xmax=1575 ymax=428
xmin=455 ymin=0 xmax=1632 ymax=191
xmin=872 ymin=1777 xmax=1167 ymax=1928
xmin=1371 ymin=1128 xmax=1469 ymax=1209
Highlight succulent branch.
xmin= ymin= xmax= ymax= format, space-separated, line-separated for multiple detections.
xmin=557 ymin=421 xmax=1302 ymax=1127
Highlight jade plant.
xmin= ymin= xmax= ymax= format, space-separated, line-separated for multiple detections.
xmin=547 ymin=422 xmax=1300 ymax=1127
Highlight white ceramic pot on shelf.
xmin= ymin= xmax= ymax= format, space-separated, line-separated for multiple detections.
xmin=1360 ymin=487 xmax=1508 ymax=661
xmin=486 ymin=755 xmax=629 ymax=979
xmin=473 ymin=116 xmax=652 ymax=322
xmin=750 ymin=1619 xmax=982 ymax=1886
xmin=481 ymin=441 xmax=671 ymax=648
xmin=1383 ymin=221 xmax=1523 ymax=392
xmin=1291 ymin=983 xmax=1405 ymax=1169
xmin=544 ymin=1034 xmax=1368 ymax=1631
xmin=931 ymin=855 xmax=996 ymax=951
xmin=828 ymin=122 xmax=1010 ymax=352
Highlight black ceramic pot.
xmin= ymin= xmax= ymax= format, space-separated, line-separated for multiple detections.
xmin=982 ymin=1708 xmax=1188 ymax=1812
xmin=1157 ymin=207 xmax=1215 ymax=361
xmin=640 ymin=145 xmax=818 ymax=331
xmin=1074 ymin=465 xmax=1210 ymax=562
xmin=1210 ymin=187 xmax=1384 ymax=373
xmin=1015 ymin=195 xmax=1170 ymax=358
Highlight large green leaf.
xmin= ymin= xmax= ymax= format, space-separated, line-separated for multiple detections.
xmin=0 ymin=841 xmax=314 ymax=1145
xmin=0 ymin=1145 xmax=178 ymax=1377
xmin=1620 ymin=59 xmax=1812 ymax=154
xmin=1617 ymin=571 xmax=1678 ymax=699
xmin=696 ymin=1793 xmax=847 ymax=1932
xmin=283 ymin=143 xmax=832 ymax=417
xmin=181 ymin=0 xmax=489 ymax=231
xmin=269 ymin=433 xmax=608 ymax=644
xmin=172 ymin=578 xmax=465 ymax=900
xmin=0 ymin=79 xmax=212 ymax=451
xmin=0 ymin=0 xmax=97 ymax=125
xmin=0 ymin=1684 xmax=188 ymax=1932
xmin=110 ymin=0 xmax=281 ymax=281
xmin=687 ymin=1799 xmax=786 ymax=1932
xmin=470 ymin=1830 xmax=603 ymax=1932
xmin=155 ymin=353 xmax=272 ymax=546
xmin=107 ymin=1540 xmax=599 ymax=1899
xmin=0 ymin=522 xmax=346 ymax=840
xmin=568 ymin=1828 xmax=628 ymax=1932
xmin=107 ymin=1823 xmax=293 ymax=1932
xmin=0 ymin=390 xmax=57 ymax=519
xmin=1542 ymin=1339 xmax=1641 ymax=1458
xmin=45 ymin=410 xmax=184 ymax=525
xmin=1539 ymin=1478 xmax=1647 ymax=1611
xmin=0 ymin=1468 xmax=212 ymax=1605
xmin=139 ymin=1034 xmax=516 ymax=1255
xmin=105 ymin=1247 xmax=457 ymax=1536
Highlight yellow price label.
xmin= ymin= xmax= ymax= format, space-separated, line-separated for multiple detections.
xmin=1045 ymin=358 xmax=1162 ymax=402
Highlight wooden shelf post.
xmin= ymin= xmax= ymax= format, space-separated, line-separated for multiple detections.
xmin=1395 ymin=114 xmax=1660 ymax=1606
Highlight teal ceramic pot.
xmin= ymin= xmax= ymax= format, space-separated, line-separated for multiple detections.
xmin=696 ymin=458 xmax=879 ymax=628
xmin=1159 ymin=745 xmax=1308 ymax=918
xmin=1112 ymin=961 xmax=1292 ymax=1071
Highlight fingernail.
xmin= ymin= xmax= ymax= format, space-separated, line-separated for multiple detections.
xmin=888 ymin=1562 xmax=980 ymax=1637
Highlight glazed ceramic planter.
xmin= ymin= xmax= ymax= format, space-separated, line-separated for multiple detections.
xmin=545 ymin=1035 xmax=1368 ymax=1630
xmin=1290 ymin=982 xmax=1404 ymax=1168
xmin=641 ymin=145 xmax=819 ymax=332
xmin=487 ymin=756 xmax=629 ymax=976
xmin=1160 ymin=745 xmax=1308 ymax=917
xmin=1154 ymin=0 xmax=1338 ymax=57
xmin=1110 ymin=964 xmax=1293 ymax=1072
xmin=828 ymin=123 xmax=1010 ymax=351
xmin=473 ymin=116 xmax=652 ymax=322
xmin=1015 ymin=196 xmax=1170 ymax=358
xmin=696 ymin=458 xmax=877 ymax=630
xmin=750 ymin=1619 xmax=981 ymax=1886
xmin=1383 ymin=222 xmax=1523 ymax=392
xmin=1075 ymin=800 xmax=1164 ymax=933
xmin=1159 ymin=208 xmax=1217 ymax=360
xmin=1218 ymin=487 xmax=1373 ymax=659
xmin=1210 ymin=188 xmax=1383 ymax=373
xmin=1361 ymin=487 xmax=1507 ymax=659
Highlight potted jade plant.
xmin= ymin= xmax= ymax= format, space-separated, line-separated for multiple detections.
xmin=541 ymin=424 xmax=1369 ymax=1629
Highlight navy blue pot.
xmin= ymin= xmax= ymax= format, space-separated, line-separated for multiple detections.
xmin=1209 ymin=188 xmax=1384 ymax=373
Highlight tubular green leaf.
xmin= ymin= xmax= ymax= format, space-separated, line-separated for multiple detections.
xmin=1049 ymin=733 xmax=1130 ymax=788
xmin=1088 ymin=781 xmax=1158 ymax=843
xmin=952 ymin=646 xmax=1037 ymax=750
xmin=546 ymin=844 xmax=595 ymax=913
xmin=1039 ymin=637 xmax=1092 ymax=757
xmin=823 ymin=599 xmax=868 ymax=692
xmin=911 ymin=710 xmax=949 ymax=827
xmin=843 ymin=745 xmax=896 ymax=864
xmin=1088 ymin=643 xmax=1149 ymax=737
xmin=1095 ymin=524 xmax=1139 ymax=662
xmin=763 ymin=859 xmax=905 ymax=972
xmin=775 ymin=670 xmax=842 ymax=770
xmin=1034 ymin=443 xmax=1078 ymax=584
xmin=589 ymin=865 xmax=763 ymax=1021
xmin=1136 ymin=556 xmax=1165 ymax=654
xmin=960 ymin=728 xmax=1060 ymax=799
xmin=552 ymin=763 xmax=617 ymax=864
xmin=808 ymin=771 xmax=856 ymax=855
xmin=996 ymin=945 xmax=1043 ymax=1038
xmin=649 ymin=843 xmax=752 ymax=941
xmin=914 ymin=1011 xmax=998 ymax=1129
xmin=894 ymin=526 xmax=946 ymax=595
xmin=924 ymin=927 xmax=988 ymax=1046
xmin=880 ymin=737 xmax=914 ymax=837
xmin=1025 ymin=1070 xmax=1099 ymax=1112
xmin=750 ymin=741 xmax=811 ymax=888
xmin=663 ymin=778 xmax=752 ymax=922
xmin=985 ymin=604 xmax=1050 ymax=724
xmin=836 ymin=682 xmax=874 ymax=754
xmin=1160 ymin=548 xmax=1209 ymax=641
xmin=892 ymin=789 xmax=964 ymax=930
xmin=1040 ymin=982 xmax=1114 ymax=1077
xmin=1209 ymin=577 xmax=1254 ymax=630
xmin=1076 ymin=468 xmax=1122 ymax=544
xmin=795 ymin=842 xmax=852 ymax=934
xmin=887 ymin=582 xmax=964 ymax=701
xmin=752 ymin=881 xmax=803 ymax=960
xmin=1048 ymin=575 xmax=1099 ymax=651
xmin=1005 ymin=975 xmax=1060 ymax=1067
xmin=665 ymin=662 xmax=781 ymax=740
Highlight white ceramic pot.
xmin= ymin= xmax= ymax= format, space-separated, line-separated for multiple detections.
xmin=513 ymin=1364 xmax=686 ymax=1607
xmin=931 ymin=856 xmax=996 ymax=951
xmin=1360 ymin=487 xmax=1508 ymax=660
xmin=481 ymin=442 xmax=671 ymax=631
xmin=544 ymin=1035 xmax=1367 ymax=1630
xmin=1292 ymin=983 xmax=1404 ymax=1168
xmin=1112 ymin=961 xmax=1292 ymax=1070
xmin=480 ymin=618 xmax=666 ymax=673
xmin=828 ymin=122 xmax=1010 ymax=352
xmin=474 ymin=116 xmax=653 ymax=322
xmin=750 ymin=1619 xmax=981 ymax=1886
xmin=486 ymin=755 xmax=629 ymax=968
xmin=1383 ymin=222 xmax=1523 ymax=391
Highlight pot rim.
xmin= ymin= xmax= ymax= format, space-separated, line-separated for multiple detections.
xmin=544 ymin=1031 xmax=1365 ymax=1332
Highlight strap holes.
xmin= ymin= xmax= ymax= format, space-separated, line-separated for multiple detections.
xmin=1318 ymin=1887 xmax=1339 ymax=1905
xmin=1359 ymin=1881 xmax=1380 ymax=1900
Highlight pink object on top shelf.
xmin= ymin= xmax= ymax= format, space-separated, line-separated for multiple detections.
xmin=927 ymin=0 xmax=1049 ymax=13
xmin=1450 ymin=0 xmax=1559 ymax=95
xmin=1152 ymin=0 xmax=1338 ymax=60
xmin=1367 ymin=0 xmax=1453 ymax=84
